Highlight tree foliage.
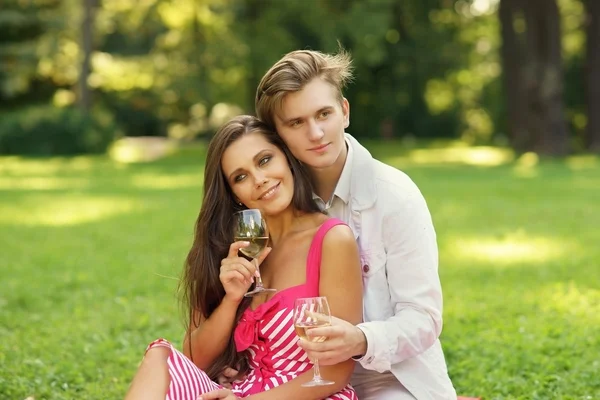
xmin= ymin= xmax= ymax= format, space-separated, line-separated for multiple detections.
xmin=0 ymin=0 xmax=595 ymax=155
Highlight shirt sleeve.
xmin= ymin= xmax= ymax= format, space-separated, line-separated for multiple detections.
xmin=357 ymin=184 xmax=443 ymax=372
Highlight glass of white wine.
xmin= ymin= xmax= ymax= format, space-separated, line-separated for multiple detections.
xmin=293 ymin=296 xmax=334 ymax=387
xmin=233 ymin=209 xmax=276 ymax=297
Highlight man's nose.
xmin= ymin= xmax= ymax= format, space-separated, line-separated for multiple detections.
xmin=307 ymin=120 xmax=325 ymax=141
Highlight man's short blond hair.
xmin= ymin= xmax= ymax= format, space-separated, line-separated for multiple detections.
xmin=255 ymin=49 xmax=353 ymax=128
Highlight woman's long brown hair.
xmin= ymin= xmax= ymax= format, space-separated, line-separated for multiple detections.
xmin=181 ymin=115 xmax=321 ymax=380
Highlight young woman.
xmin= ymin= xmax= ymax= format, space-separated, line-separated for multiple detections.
xmin=125 ymin=115 xmax=363 ymax=400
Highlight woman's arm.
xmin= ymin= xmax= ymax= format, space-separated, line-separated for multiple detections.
xmin=183 ymin=298 xmax=239 ymax=369
xmin=246 ymin=224 xmax=363 ymax=400
xmin=183 ymin=242 xmax=269 ymax=369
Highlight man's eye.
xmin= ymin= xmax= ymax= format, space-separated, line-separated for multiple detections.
xmin=319 ymin=111 xmax=330 ymax=118
xmin=259 ymin=156 xmax=271 ymax=166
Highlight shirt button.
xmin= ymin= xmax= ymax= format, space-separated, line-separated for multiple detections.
xmin=363 ymin=264 xmax=370 ymax=273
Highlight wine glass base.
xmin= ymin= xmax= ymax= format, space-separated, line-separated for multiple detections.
xmin=244 ymin=287 xmax=277 ymax=297
xmin=301 ymin=379 xmax=335 ymax=387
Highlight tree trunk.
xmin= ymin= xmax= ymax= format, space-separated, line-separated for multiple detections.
xmin=499 ymin=0 xmax=530 ymax=152
xmin=498 ymin=0 xmax=569 ymax=156
xmin=244 ymin=0 xmax=263 ymax=113
xmin=585 ymin=0 xmax=600 ymax=152
xmin=79 ymin=0 xmax=94 ymax=113
xmin=523 ymin=0 xmax=569 ymax=156
xmin=192 ymin=0 xmax=213 ymax=112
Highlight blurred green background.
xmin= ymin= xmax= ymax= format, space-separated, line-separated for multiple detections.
xmin=1 ymin=0 xmax=599 ymax=155
xmin=1 ymin=0 xmax=599 ymax=399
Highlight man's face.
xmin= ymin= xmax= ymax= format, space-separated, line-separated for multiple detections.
xmin=274 ymin=78 xmax=349 ymax=170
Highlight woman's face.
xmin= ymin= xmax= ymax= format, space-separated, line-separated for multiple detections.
xmin=221 ymin=132 xmax=295 ymax=216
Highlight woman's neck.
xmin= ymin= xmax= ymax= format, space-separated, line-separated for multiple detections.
xmin=264 ymin=208 xmax=313 ymax=246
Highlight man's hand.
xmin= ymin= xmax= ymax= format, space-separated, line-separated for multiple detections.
xmin=297 ymin=315 xmax=367 ymax=366
xmin=198 ymin=388 xmax=240 ymax=400
xmin=216 ymin=367 xmax=240 ymax=389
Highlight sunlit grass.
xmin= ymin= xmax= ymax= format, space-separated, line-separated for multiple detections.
xmin=447 ymin=233 xmax=576 ymax=266
xmin=1 ymin=144 xmax=599 ymax=399
xmin=131 ymin=173 xmax=202 ymax=190
xmin=0 ymin=176 xmax=90 ymax=190
xmin=0 ymin=195 xmax=144 ymax=226
xmin=406 ymin=146 xmax=514 ymax=166
xmin=0 ymin=155 xmax=98 ymax=175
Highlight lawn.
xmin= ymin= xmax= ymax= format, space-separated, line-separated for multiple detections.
xmin=1 ymin=142 xmax=599 ymax=400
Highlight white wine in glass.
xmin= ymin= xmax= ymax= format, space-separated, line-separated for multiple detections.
xmin=232 ymin=209 xmax=276 ymax=297
xmin=234 ymin=236 xmax=269 ymax=259
xmin=293 ymin=296 xmax=335 ymax=387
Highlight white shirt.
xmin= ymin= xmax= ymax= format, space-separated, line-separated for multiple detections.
xmin=315 ymin=134 xmax=457 ymax=400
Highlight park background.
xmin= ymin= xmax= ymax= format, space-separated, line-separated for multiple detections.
xmin=0 ymin=0 xmax=599 ymax=399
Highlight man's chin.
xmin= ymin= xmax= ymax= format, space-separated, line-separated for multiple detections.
xmin=304 ymin=159 xmax=337 ymax=170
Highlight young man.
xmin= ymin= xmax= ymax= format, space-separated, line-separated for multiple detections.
xmin=254 ymin=49 xmax=457 ymax=400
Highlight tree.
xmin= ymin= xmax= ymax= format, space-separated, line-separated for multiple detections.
xmin=79 ymin=0 xmax=96 ymax=113
xmin=499 ymin=0 xmax=570 ymax=155
xmin=585 ymin=0 xmax=600 ymax=151
xmin=499 ymin=0 xmax=529 ymax=151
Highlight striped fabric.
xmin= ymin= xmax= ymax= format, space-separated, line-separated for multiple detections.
xmin=145 ymin=218 xmax=357 ymax=400
xmin=146 ymin=339 xmax=221 ymax=399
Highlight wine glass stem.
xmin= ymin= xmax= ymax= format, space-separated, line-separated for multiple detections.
xmin=253 ymin=258 xmax=264 ymax=289
xmin=312 ymin=359 xmax=323 ymax=381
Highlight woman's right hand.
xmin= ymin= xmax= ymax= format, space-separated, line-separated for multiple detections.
xmin=219 ymin=242 xmax=271 ymax=303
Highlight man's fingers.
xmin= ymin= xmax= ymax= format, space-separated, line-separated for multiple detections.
xmin=304 ymin=311 xmax=332 ymax=324
xmin=297 ymin=341 xmax=339 ymax=365
xmin=305 ymin=325 xmax=338 ymax=339
xmin=198 ymin=389 xmax=228 ymax=400
xmin=216 ymin=378 xmax=232 ymax=389
xmin=297 ymin=338 xmax=328 ymax=352
xmin=222 ymin=367 xmax=239 ymax=378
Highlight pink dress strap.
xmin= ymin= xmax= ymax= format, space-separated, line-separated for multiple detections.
xmin=305 ymin=218 xmax=347 ymax=292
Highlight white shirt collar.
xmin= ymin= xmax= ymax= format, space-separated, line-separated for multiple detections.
xmin=312 ymin=138 xmax=353 ymax=206
xmin=333 ymin=138 xmax=353 ymax=204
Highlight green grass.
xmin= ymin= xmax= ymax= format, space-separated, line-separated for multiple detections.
xmin=1 ymin=143 xmax=599 ymax=400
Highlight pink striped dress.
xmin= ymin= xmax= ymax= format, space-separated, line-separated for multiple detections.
xmin=146 ymin=218 xmax=358 ymax=400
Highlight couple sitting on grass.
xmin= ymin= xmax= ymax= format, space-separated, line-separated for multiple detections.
xmin=125 ymin=48 xmax=458 ymax=400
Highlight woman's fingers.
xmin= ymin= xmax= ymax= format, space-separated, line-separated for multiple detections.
xmin=227 ymin=241 xmax=250 ymax=258
xmin=224 ymin=270 xmax=251 ymax=285
xmin=255 ymin=246 xmax=272 ymax=266
xmin=221 ymin=257 xmax=257 ymax=277
xmin=220 ymin=264 xmax=254 ymax=284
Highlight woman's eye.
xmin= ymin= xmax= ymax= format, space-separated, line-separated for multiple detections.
xmin=259 ymin=156 xmax=271 ymax=166
xmin=234 ymin=174 xmax=246 ymax=183
xmin=291 ymin=120 xmax=301 ymax=127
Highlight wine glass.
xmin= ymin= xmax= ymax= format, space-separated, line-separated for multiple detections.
xmin=232 ymin=209 xmax=276 ymax=297
xmin=293 ymin=296 xmax=335 ymax=387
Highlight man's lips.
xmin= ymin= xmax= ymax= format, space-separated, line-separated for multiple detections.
xmin=309 ymin=143 xmax=330 ymax=152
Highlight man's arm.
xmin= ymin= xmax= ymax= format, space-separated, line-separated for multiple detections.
xmin=358 ymin=182 xmax=443 ymax=372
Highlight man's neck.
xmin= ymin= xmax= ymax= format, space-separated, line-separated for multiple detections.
xmin=310 ymin=143 xmax=348 ymax=202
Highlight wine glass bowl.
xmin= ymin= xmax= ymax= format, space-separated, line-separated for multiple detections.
xmin=232 ymin=209 xmax=276 ymax=297
xmin=293 ymin=296 xmax=335 ymax=387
